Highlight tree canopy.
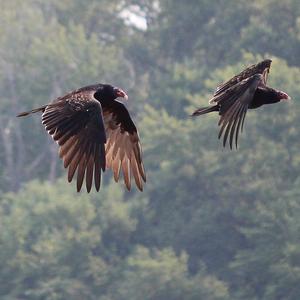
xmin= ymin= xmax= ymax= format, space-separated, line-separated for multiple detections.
xmin=0 ymin=0 xmax=300 ymax=299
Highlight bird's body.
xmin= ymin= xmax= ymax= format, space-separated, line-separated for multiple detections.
xmin=17 ymin=83 xmax=146 ymax=192
xmin=248 ymin=87 xmax=284 ymax=109
xmin=192 ymin=59 xmax=290 ymax=149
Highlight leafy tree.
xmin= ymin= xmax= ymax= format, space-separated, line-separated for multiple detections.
xmin=230 ymin=180 xmax=300 ymax=300
xmin=1 ymin=0 xmax=300 ymax=299
xmin=0 ymin=179 xmax=143 ymax=299
xmin=103 ymin=246 xmax=229 ymax=300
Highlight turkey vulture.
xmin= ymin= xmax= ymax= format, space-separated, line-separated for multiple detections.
xmin=17 ymin=84 xmax=146 ymax=192
xmin=192 ymin=59 xmax=290 ymax=149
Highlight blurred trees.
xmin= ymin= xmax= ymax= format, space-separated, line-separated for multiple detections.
xmin=0 ymin=180 xmax=228 ymax=299
xmin=0 ymin=0 xmax=300 ymax=299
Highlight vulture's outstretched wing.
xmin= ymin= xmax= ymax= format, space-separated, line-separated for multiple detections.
xmin=211 ymin=74 xmax=263 ymax=149
xmin=213 ymin=59 xmax=271 ymax=97
xmin=103 ymin=101 xmax=146 ymax=191
xmin=42 ymin=89 xmax=106 ymax=192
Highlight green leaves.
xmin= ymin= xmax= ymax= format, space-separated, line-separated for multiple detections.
xmin=104 ymin=247 xmax=229 ymax=300
xmin=0 ymin=180 xmax=143 ymax=299
xmin=1 ymin=0 xmax=300 ymax=299
xmin=230 ymin=182 xmax=300 ymax=299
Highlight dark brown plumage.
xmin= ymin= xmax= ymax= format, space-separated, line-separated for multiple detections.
xmin=192 ymin=59 xmax=290 ymax=149
xmin=17 ymin=84 xmax=146 ymax=192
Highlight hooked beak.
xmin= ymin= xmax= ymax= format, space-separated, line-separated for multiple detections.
xmin=115 ymin=88 xmax=128 ymax=100
xmin=279 ymin=91 xmax=291 ymax=101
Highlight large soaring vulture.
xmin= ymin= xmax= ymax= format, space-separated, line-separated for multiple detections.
xmin=192 ymin=59 xmax=290 ymax=149
xmin=17 ymin=84 xmax=146 ymax=192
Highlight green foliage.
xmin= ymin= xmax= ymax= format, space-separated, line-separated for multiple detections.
xmin=0 ymin=180 xmax=143 ymax=299
xmin=230 ymin=181 xmax=300 ymax=299
xmin=0 ymin=0 xmax=300 ymax=299
xmin=104 ymin=247 xmax=229 ymax=300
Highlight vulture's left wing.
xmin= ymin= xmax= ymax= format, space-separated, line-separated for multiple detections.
xmin=103 ymin=101 xmax=146 ymax=191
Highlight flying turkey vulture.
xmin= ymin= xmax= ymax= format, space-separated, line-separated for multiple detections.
xmin=17 ymin=84 xmax=146 ymax=192
xmin=192 ymin=59 xmax=290 ymax=149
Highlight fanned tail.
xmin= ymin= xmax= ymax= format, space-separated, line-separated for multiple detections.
xmin=191 ymin=105 xmax=219 ymax=116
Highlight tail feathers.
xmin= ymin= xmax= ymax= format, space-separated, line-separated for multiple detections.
xmin=17 ymin=106 xmax=47 ymax=117
xmin=191 ymin=105 xmax=219 ymax=116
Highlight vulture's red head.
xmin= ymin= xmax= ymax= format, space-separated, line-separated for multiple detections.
xmin=113 ymin=87 xmax=128 ymax=100
xmin=277 ymin=90 xmax=290 ymax=101
xmin=95 ymin=84 xmax=128 ymax=101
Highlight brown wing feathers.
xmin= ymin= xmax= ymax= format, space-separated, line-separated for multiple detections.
xmin=105 ymin=123 xmax=146 ymax=191
xmin=42 ymin=98 xmax=106 ymax=192
xmin=103 ymin=103 xmax=146 ymax=191
xmin=212 ymin=74 xmax=263 ymax=149
xmin=214 ymin=59 xmax=271 ymax=97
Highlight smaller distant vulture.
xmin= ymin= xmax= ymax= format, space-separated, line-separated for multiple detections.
xmin=17 ymin=84 xmax=146 ymax=192
xmin=192 ymin=59 xmax=290 ymax=149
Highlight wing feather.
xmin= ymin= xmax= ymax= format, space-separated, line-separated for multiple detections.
xmin=214 ymin=59 xmax=272 ymax=97
xmin=103 ymin=101 xmax=146 ymax=191
xmin=86 ymin=146 xmax=95 ymax=193
xmin=215 ymin=74 xmax=263 ymax=148
xmin=122 ymin=157 xmax=131 ymax=190
xmin=41 ymin=90 xmax=106 ymax=192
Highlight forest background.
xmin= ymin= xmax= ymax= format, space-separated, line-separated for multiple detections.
xmin=0 ymin=0 xmax=300 ymax=299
